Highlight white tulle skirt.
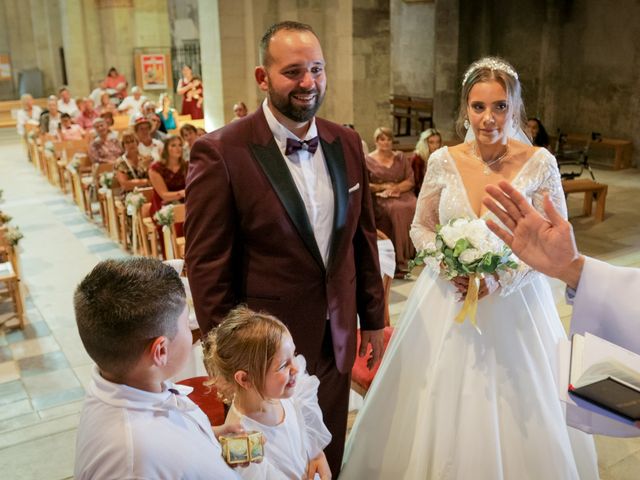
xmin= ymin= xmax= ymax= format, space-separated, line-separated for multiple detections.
xmin=341 ymin=268 xmax=599 ymax=480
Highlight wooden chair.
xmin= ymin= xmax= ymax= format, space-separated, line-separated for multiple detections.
xmin=0 ymin=261 xmax=25 ymax=330
xmin=389 ymin=95 xmax=413 ymax=137
xmin=113 ymin=114 xmax=130 ymax=131
xmin=189 ymin=119 xmax=205 ymax=130
xmin=176 ymin=377 xmax=226 ymax=426
xmin=177 ymin=114 xmax=192 ymax=124
xmin=162 ymin=204 xmax=186 ymax=260
xmin=130 ymin=187 xmax=158 ymax=257
xmin=92 ymin=163 xmax=116 ymax=230
xmin=58 ymin=140 xmax=90 ymax=195
xmin=411 ymin=96 xmax=434 ymax=132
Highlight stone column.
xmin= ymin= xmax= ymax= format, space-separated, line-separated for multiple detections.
xmin=96 ymin=0 xmax=134 ymax=87
xmin=197 ymin=0 xmax=225 ymax=130
xmin=60 ymin=0 xmax=92 ymax=95
xmin=433 ymin=0 xmax=461 ymax=140
xmin=353 ymin=0 xmax=390 ymax=144
xmin=30 ymin=0 xmax=63 ymax=95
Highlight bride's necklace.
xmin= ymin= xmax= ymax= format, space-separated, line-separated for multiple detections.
xmin=470 ymin=142 xmax=509 ymax=175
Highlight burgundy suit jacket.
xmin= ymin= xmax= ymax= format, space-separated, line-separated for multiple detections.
xmin=185 ymin=108 xmax=385 ymax=374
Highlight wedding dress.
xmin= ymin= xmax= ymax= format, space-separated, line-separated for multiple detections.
xmin=340 ymin=147 xmax=599 ymax=479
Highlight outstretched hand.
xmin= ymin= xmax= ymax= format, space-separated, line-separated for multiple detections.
xmin=482 ymin=181 xmax=584 ymax=288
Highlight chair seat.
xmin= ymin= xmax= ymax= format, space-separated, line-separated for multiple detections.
xmin=176 ymin=376 xmax=226 ymax=426
xmin=351 ymin=326 xmax=394 ymax=396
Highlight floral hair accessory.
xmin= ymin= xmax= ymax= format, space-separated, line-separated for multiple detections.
xmin=462 ymin=57 xmax=519 ymax=86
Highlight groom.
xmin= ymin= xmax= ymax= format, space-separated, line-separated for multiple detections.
xmin=185 ymin=21 xmax=385 ymax=474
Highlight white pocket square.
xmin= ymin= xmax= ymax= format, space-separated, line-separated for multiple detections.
xmin=348 ymin=183 xmax=360 ymax=193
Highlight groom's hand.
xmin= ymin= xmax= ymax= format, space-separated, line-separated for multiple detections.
xmin=360 ymin=329 xmax=385 ymax=370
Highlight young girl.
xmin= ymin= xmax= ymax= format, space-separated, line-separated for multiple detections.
xmin=204 ymin=306 xmax=332 ymax=480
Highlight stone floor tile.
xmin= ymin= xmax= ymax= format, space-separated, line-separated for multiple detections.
xmin=38 ymin=398 xmax=84 ymax=420
xmin=0 ymin=429 xmax=76 ymax=480
xmin=0 ymin=411 xmax=40 ymax=433
xmin=0 ymin=345 xmax=12 ymax=362
xmin=22 ymin=368 xmax=81 ymax=400
xmin=0 ymin=379 xmax=27 ymax=405
xmin=30 ymin=386 xmax=85 ymax=411
xmin=52 ymin=327 xmax=92 ymax=367
xmin=17 ymin=350 xmax=70 ymax=377
xmin=594 ymin=434 xmax=640 ymax=469
xmin=9 ymin=336 xmax=60 ymax=360
xmin=73 ymin=364 xmax=94 ymax=391
xmin=0 ymin=398 xmax=33 ymax=422
xmin=0 ymin=360 xmax=20 ymax=384
xmin=0 ymin=414 xmax=78 ymax=460
xmin=605 ymin=452 xmax=640 ymax=480
xmin=5 ymin=320 xmax=51 ymax=344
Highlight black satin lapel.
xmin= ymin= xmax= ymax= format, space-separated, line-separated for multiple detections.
xmin=321 ymin=137 xmax=348 ymax=271
xmin=250 ymin=140 xmax=325 ymax=271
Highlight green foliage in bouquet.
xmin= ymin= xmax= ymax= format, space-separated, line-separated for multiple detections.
xmin=154 ymin=204 xmax=175 ymax=227
xmin=5 ymin=226 xmax=24 ymax=246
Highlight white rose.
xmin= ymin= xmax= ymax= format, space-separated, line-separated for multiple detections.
xmin=459 ymin=248 xmax=483 ymax=264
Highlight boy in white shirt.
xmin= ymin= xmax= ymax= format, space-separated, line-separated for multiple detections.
xmin=73 ymin=258 xmax=255 ymax=479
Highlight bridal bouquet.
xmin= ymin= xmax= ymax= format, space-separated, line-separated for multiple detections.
xmin=410 ymin=218 xmax=518 ymax=330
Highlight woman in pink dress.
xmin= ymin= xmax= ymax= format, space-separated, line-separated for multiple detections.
xmin=103 ymin=67 xmax=128 ymax=101
xmin=366 ymin=126 xmax=417 ymax=277
xmin=176 ymin=65 xmax=204 ymax=120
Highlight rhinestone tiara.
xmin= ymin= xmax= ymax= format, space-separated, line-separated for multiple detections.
xmin=462 ymin=57 xmax=519 ymax=86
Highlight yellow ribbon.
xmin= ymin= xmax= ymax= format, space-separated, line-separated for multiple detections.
xmin=454 ymin=273 xmax=481 ymax=332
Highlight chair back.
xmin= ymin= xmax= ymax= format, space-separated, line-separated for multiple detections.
xmin=113 ymin=114 xmax=130 ymax=130
xmin=177 ymin=114 xmax=192 ymax=124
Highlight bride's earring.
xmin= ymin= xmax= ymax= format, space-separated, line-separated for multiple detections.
xmin=464 ymin=118 xmax=470 ymax=130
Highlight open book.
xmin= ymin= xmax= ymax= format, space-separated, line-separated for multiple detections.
xmin=568 ymin=333 xmax=640 ymax=423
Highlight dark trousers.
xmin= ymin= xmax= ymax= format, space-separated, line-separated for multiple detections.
xmin=306 ymin=324 xmax=351 ymax=477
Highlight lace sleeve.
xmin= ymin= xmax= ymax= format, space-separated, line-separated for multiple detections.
xmin=498 ymin=150 xmax=567 ymax=296
xmin=409 ymin=150 xmax=445 ymax=251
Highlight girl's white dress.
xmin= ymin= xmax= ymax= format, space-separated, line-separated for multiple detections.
xmin=235 ymin=356 xmax=331 ymax=480
xmin=341 ymin=147 xmax=599 ymax=479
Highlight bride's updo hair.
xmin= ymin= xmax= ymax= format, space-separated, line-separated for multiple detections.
xmin=455 ymin=56 xmax=527 ymax=138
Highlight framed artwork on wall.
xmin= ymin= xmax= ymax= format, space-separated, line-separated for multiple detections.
xmin=0 ymin=54 xmax=11 ymax=81
xmin=134 ymin=52 xmax=173 ymax=91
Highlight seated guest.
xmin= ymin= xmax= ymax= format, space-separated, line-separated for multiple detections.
xmin=88 ymin=117 xmax=123 ymax=164
xmin=528 ymin=117 xmax=550 ymax=148
xmin=148 ymin=135 xmax=187 ymax=256
xmin=103 ymin=66 xmax=128 ymax=100
xmin=148 ymin=112 xmax=169 ymax=141
xmin=179 ymin=123 xmax=198 ymax=159
xmin=59 ymin=113 xmax=85 ymax=141
xmin=39 ymin=95 xmax=62 ymax=137
xmin=117 ymin=86 xmax=146 ymax=116
xmin=75 ymin=97 xmax=86 ymax=117
xmin=409 ymin=128 xmax=442 ymax=196
xmin=148 ymin=135 xmax=187 ymax=214
xmin=196 ymin=127 xmax=206 ymax=137
xmin=73 ymin=258 xmax=249 ymax=480
xmin=76 ymin=98 xmax=99 ymax=130
xmin=99 ymin=111 xmax=118 ymax=139
xmin=96 ymin=91 xmax=116 ymax=116
xmin=114 ymin=130 xmax=150 ymax=193
xmin=157 ymin=93 xmax=178 ymax=132
xmin=133 ymin=115 xmax=163 ymax=162
xmin=16 ymin=93 xmax=42 ymax=136
xmin=231 ymin=101 xmax=248 ymax=121
xmin=57 ymin=86 xmax=79 ymax=117
xmin=366 ymin=127 xmax=417 ymax=277
xmin=141 ymin=100 xmax=157 ymax=117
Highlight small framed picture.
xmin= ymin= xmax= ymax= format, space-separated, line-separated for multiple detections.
xmin=220 ymin=436 xmax=250 ymax=465
xmin=248 ymin=431 xmax=264 ymax=462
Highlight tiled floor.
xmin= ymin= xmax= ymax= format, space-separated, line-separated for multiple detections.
xmin=1 ymin=127 xmax=640 ymax=478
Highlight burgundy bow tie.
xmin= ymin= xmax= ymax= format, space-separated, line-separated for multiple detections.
xmin=285 ymin=137 xmax=319 ymax=156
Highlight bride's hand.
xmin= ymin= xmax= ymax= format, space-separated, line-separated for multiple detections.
xmin=451 ymin=275 xmax=500 ymax=300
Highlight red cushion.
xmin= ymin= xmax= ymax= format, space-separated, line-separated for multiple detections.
xmin=351 ymin=326 xmax=394 ymax=392
xmin=177 ymin=376 xmax=226 ymax=426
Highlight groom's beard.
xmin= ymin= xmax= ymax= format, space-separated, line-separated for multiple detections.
xmin=268 ymin=82 xmax=326 ymax=123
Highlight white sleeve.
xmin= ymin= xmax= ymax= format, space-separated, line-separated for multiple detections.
xmin=497 ymin=150 xmax=567 ymax=296
xmin=292 ymin=355 xmax=331 ymax=459
xmin=571 ymin=256 xmax=640 ymax=354
xmin=409 ymin=149 xmax=445 ymax=251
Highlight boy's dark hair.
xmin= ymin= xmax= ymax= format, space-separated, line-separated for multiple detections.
xmin=259 ymin=21 xmax=317 ymax=67
xmin=60 ymin=113 xmax=71 ymax=120
xmin=74 ymin=258 xmax=185 ymax=376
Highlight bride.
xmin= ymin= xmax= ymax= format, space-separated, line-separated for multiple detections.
xmin=340 ymin=57 xmax=599 ymax=479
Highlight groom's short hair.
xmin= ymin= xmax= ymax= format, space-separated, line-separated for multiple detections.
xmin=259 ymin=21 xmax=318 ymax=67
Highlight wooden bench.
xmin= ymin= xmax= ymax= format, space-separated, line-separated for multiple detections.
xmin=552 ymin=133 xmax=633 ymax=170
xmin=562 ymin=178 xmax=608 ymax=222
xmin=0 ymin=98 xmax=49 ymax=130
xmin=389 ymin=95 xmax=434 ymax=137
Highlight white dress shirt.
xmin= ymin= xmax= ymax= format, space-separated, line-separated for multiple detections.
xmin=16 ymin=106 xmax=42 ymax=135
xmin=138 ymin=138 xmax=164 ymax=162
xmin=74 ymin=367 xmax=239 ymax=480
xmin=262 ymin=100 xmax=334 ymax=266
xmin=118 ymin=95 xmax=147 ymax=115
xmin=57 ymin=98 xmax=79 ymax=117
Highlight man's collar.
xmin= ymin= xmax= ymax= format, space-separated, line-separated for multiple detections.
xmin=262 ymin=98 xmax=318 ymax=146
